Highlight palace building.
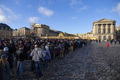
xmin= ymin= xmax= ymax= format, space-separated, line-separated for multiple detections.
xmin=92 ymin=18 xmax=116 ymax=41
xmin=31 ymin=23 xmax=75 ymax=39
xmin=116 ymin=24 xmax=120 ymax=39
xmin=13 ymin=27 xmax=30 ymax=38
xmin=0 ymin=23 xmax=13 ymax=39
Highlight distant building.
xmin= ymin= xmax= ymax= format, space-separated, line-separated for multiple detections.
xmin=31 ymin=23 xmax=50 ymax=37
xmin=31 ymin=23 xmax=64 ymax=37
xmin=13 ymin=27 xmax=30 ymax=37
xmin=116 ymin=24 xmax=120 ymax=39
xmin=0 ymin=23 xmax=13 ymax=38
xmin=31 ymin=23 xmax=75 ymax=39
xmin=92 ymin=18 xmax=116 ymax=41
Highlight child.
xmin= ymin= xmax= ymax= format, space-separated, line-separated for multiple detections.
xmin=106 ymin=42 xmax=109 ymax=49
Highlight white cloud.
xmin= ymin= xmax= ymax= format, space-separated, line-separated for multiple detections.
xmin=29 ymin=17 xmax=39 ymax=23
xmin=112 ymin=2 xmax=120 ymax=15
xmin=79 ymin=5 xmax=87 ymax=11
xmin=70 ymin=0 xmax=82 ymax=8
xmin=38 ymin=6 xmax=54 ymax=17
xmin=70 ymin=0 xmax=87 ymax=11
xmin=0 ymin=15 xmax=10 ymax=22
xmin=0 ymin=4 xmax=21 ymax=23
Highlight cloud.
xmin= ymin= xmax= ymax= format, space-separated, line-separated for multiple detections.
xmin=38 ymin=6 xmax=54 ymax=17
xmin=72 ymin=16 xmax=77 ymax=20
xmin=29 ymin=17 xmax=39 ymax=23
xmin=27 ymin=4 xmax=31 ymax=8
xmin=79 ymin=5 xmax=87 ymax=11
xmin=39 ymin=0 xmax=54 ymax=5
xmin=112 ymin=2 xmax=120 ymax=15
xmin=70 ymin=0 xmax=87 ymax=11
xmin=0 ymin=15 xmax=10 ymax=22
xmin=0 ymin=4 xmax=21 ymax=23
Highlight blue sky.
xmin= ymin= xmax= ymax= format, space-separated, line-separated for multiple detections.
xmin=0 ymin=0 xmax=120 ymax=34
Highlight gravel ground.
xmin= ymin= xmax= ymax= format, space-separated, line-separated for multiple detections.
xmin=10 ymin=41 xmax=120 ymax=80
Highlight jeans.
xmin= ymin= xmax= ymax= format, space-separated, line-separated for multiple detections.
xmin=16 ymin=61 xmax=24 ymax=78
xmin=35 ymin=61 xmax=42 ymax=77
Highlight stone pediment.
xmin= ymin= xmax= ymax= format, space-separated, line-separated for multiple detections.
xmin=95 ymin=18 xmax=114 ymax=23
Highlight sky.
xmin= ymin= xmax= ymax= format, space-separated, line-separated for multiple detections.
xmin=0 ymin=0 xmax=120 ymax=34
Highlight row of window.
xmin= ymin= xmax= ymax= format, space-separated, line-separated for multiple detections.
xmin=98 ymin=29 xmax=110 ymax=34
xmin=99 ymin=36 xmax=111 ymax=40
xmin=98 ymin=24 xmax=111 ymax=28
xmin=0 ymin=27 xmax=12 ymax=31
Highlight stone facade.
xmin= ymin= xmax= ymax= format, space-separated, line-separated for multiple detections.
xmin=116 ymin=24 xmax=120 ymax=39
xmin=31 ymin=23 xmax=75 ymax=39
xmin=31 ymin=23 xmax=63 ymax=37
xmin=31 ymin=23 xmax=50 ymax=37
xmin=75 ymin=31 xmax=94 ymax=40
xmin=92 ymin=18 xmax=116 ymax=41
xmin=0 ymin=23 xmax=13 ymax=38
xmin=13 ymin=27 xmax=30 ymax=37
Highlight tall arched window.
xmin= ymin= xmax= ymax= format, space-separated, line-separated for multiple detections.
xmin=98 ymin=29 xmax=101 ymax=34
xmin=108 ymin=36 xmax=111 ymax=40
xmin=108 ymin=24 xmax=111 ymax=33
xmin=103 ymin=36 xmax=106 ymax=40
xmin=103 ymin=24 xmax=106 ymax=34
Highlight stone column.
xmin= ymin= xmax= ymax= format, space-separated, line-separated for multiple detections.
xmin=106 ymin=24 xmax=108 ymax=34
xmin=101 ymin=24 xmax=103 ymax=34
xmin=111 ymin=24 xmax=114 ymax=33
xmin=96 ymin=24 xmax=98 ymax=34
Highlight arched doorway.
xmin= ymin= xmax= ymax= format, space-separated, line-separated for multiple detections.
xmin=99 ymin=36 xmax=101 ymax=40
xmin=108 ymin=36 xmax=111 ymax=40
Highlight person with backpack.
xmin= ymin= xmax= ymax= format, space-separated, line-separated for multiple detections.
xmin=30 ymin=44 xmax=45 ymax=78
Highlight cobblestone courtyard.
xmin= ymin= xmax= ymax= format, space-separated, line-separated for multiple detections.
xmin=11 ymin=42 xmax=120 ymax=80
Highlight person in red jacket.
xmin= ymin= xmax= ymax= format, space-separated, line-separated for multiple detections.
xmin=106 ymin=42 xmax=109 ymax=49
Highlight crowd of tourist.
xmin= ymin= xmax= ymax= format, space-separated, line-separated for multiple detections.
xmin=0 ymin=38 xmax=88 ymax=80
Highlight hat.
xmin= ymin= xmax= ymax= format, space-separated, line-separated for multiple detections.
xmin=1 ymin=54 xmax=8 ymax=59
xmin=3 ymin=47 xmax=9 ymax=52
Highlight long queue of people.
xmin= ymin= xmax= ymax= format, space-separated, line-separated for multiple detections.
xmin=0 ymin=38 xmax=88 ymax=80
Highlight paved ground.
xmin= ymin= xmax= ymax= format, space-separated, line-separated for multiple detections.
xmin=10 ymin=41 xmax=120 ymax=80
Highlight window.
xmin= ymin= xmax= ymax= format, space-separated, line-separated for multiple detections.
xmin=103 ymin=24 xmax=106 ymax=28
xmin=108 ymin=28 xmax=110 ymax=33
xmin=99 ymin=36 xmax=101 ymax=40
xmin=103 ymin=29 xmax=105 ymax=33
xmin=108 ymin=36 xmax=111 ymax=40
xmin=103 ymin=36 xmax=106 ymax=40
xmin=108 ymin=24 xmax=111 ymax=34
xmin=98 ymin=29 xmax=101 ymax=34
xmin=1 ymin=27 xmax=3 ymax=30
xmin=98 ymin=24 xmax=101 ymax=29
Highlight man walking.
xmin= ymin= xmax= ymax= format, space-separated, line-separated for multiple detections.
xmin=30 ymin=45 xmax=45 ymax=78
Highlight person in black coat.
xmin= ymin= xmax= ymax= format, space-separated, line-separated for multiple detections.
xmin=16 ymin=44 xmax=25 ymax=79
